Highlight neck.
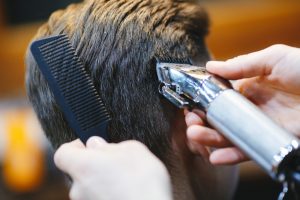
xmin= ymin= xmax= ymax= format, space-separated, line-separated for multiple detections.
xmin=166 ymin=112 xmax=238 ymax=200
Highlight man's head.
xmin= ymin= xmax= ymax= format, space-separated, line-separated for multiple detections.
xmin=26 ymin=0 xmax=209 ymax=155
xmin=26 ymin=0 xmax=236 ymax=199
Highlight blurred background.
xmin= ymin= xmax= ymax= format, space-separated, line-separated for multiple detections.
xmin=0 ymin=0 xmax=300 ymax=199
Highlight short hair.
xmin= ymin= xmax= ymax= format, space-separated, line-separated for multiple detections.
xmin=26 ymin=0 xmax=210 ymax=161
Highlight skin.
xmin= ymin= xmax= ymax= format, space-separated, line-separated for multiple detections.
xmin=53 ymin=44 xmax=300 ymax=199
xmin=54 ymin=111 xmax=237 ymax=200
xmin=54 ymin=137 xmax=173 ymax=200
xmin=185 ymin=44 xmax=300 ymax=165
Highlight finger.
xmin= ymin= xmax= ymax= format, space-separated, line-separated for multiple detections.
xmin=184 ymin=108 xmax=205 ymax=117
xmin=185 ymin=112 xmax=205 ymax=127
xmin=86 ymin=136 xmax=107 ymax=149
xmin=209 ymin=147 xmax=249 ymax=165
xmin=233 ymin=78 xmax=268 ymax=104
xmin=206 ymin=45 xmax=289 ymax=79
xmin=183 ymin=109 xmax=189 ymax=116
xmin=192 ymin=109 xmax=206 ymax=120
xmin=54 ymin=142 xmax=88 ymax=176
xmin=70 ymin=139 xmax=85 ymax=148
xmin=69 ymin=183 xmax=83 ymax=200
xmin=187 ymin=125 xmax=231 ymax=148
xmin=53 ymin=139 xmax=85 ymax=169
xmin=119 ymin=140 xmax=149 ymax=152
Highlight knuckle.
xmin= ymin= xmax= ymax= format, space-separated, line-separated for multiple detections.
xmin=267 ymin=44 xmax=296 ymax=65
xmin=269 ymin=44 xmax=289 ymax=52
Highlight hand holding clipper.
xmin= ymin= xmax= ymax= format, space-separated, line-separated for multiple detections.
xmin=156 ymin=58 xmax=300 ymax=182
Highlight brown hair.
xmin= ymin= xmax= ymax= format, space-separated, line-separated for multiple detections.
xmin=26 ymin=0 xmax=209 ymax=161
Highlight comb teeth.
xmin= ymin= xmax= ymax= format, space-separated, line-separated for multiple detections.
xmin=30 ymin=35 xmax=111 ymax=142
xmin=155 ymin=57 xmax=191 ymax=65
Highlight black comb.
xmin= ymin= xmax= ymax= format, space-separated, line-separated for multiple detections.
xmin=30 ymin=35 xmax=111 ymax=143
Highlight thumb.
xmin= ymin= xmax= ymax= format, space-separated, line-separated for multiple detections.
xmin=206 ymin=45 xmax=288 ymax=80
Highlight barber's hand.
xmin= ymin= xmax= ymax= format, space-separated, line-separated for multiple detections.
xmin=186 ymin=44 xmax=300 ymax=165
xmin=54 ymin=137 xmax=173 ymax=200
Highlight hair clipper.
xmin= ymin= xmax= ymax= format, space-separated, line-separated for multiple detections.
xmin=156 ymin=58 xmax=300 ymax=183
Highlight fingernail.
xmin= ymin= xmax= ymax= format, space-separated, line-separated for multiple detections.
xmin=86 ymin=136 xmax=106 ymax=149
xmin=185 ymin=112 xmax=194 ymax=122
xmin=209 ymin=152 xmax=222 ymax=164
xmin=209 ymin=150 xmax=232 ymax=165
xmin=206 ymin=61 xmax=224 ymax=66
xmin=206 ymin=61 xmax=226 ymax=72
xmin=192 ymin=109 xmax=205 ymax=119
xmin=185 ymin=112 xmax=201 ymax=126
xmin=209 ymin=156 xmax=217 ymax=164
xmin=186 ymin=126 xmax=195 ymax=138
xmin=183 ymin=109 xmax=189 ymax=116
xmin=187 ymin=126 xmax=203 ymax=139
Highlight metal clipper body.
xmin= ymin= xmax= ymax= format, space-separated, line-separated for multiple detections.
xmin=156 ymin=60 xmax=300 ymax=181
